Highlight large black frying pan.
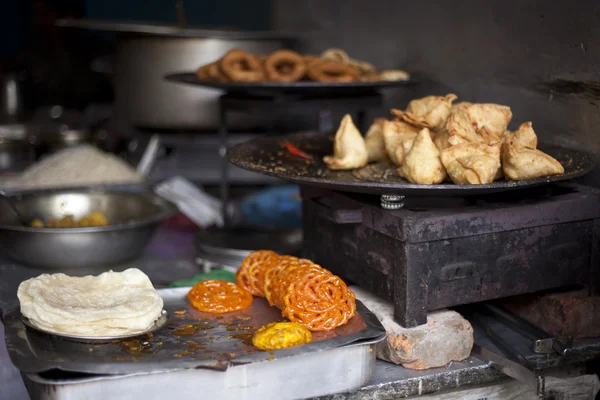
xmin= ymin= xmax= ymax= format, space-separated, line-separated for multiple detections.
xmin=227 ymin=131 xmax=595 ymax=196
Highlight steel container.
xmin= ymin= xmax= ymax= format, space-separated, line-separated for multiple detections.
xmin=0 ymin=188 xmax=176 ymax=269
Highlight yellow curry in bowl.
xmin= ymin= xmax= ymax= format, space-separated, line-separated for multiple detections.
xmin=30 ymin=211 xmax=108 ymax=228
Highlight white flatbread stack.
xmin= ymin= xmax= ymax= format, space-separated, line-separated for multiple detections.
xmin=18 ymin=268 xmax=164 ymax=337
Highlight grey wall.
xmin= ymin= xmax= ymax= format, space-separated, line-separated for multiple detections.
xmin=274 ymin=0 xmax=600 ymax=187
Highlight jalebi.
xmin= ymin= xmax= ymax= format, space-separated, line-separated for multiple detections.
xmin=187 ymin=280 xmax=253 ymax=314
xmin=283 ymin=269 xmax=356 ymax=332
xmin=271 ymin=261 xmax=329 ymax=310
xmin=238 ymin=251 xmax=357 ymax=332
xmin=235 ymin=250 xmax=278 ymax=297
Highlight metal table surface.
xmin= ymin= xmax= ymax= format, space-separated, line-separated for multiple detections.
xmin=0 ymin=223 xmax=505 ymax=399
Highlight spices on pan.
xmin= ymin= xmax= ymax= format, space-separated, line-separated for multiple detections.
xmin=283 ymin=141 xmax=311 ymax=159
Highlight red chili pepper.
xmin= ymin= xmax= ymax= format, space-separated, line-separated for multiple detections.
xmin=283 ymin=141 xmax=311 ymax=159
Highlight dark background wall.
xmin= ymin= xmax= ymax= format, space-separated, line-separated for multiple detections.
xmin=274 ymin=0 xmax=600 ymax=188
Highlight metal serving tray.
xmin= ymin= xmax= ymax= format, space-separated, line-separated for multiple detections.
xmin=22 ymin=342 xmax=377 ymax=400
xmin=165 ymin=72 xmax=419 ymax=96
xmin=4 ymin=287 xmax=386 ymax=375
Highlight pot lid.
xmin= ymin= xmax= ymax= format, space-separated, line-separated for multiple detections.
xmin=56 ymin=19 xmax=292 ymax=40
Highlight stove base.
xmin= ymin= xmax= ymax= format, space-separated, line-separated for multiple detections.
xmin=301 ymin=183 xmax=600 ymax=328
xmin=499 ymin=289 xmax=600 ymax=338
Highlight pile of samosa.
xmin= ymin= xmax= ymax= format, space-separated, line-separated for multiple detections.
xmin=323 ymin=94 xmax=565 ymax=184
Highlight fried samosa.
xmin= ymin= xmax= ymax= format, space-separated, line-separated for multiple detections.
xmin=501 ymin=122 xmax=564 ymax=180
xmin=433 ymin=126 xmax=451 ymax=151
xmin=391 ymin=94 xmax=458 ymax=129
xmin=364 ymin=118 xmax=388 ymax=163
xmin=398 ymin=128 xmax=447 ymax=184
xmin=323 ymin=114 xmax=369 ymax=170
xmin=463 ymin=103 xmax=512 ymax=141
xmin=440 ymin=142 xmax=502 ymax=184
xmin=382 ymin=119 xmax=420 ymax=165
xmin=450 ymin=101 xmax=473 ymax=114
xmin=446 ymin=110 xmax=486 ymax=146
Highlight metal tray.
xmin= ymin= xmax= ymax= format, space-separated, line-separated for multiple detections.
xmin=165 ymin=72 xmax=418 ymax=96
xmin=20 ymin=310 xmax=169 ymax=343
xmin=22 ymin=342 xmax=376 ymax=400
xmin=227 ymin=130 xmax=596 ymax=196
xmin=4 ymin=287 xmax=386 ymax=375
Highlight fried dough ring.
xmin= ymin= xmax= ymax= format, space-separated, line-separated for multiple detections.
xmin=187 ymin=280 xmax=252 ymax=314
xmin=307 ymin=60 xmax=360 ymax=83
xmin=264 ymin=256 xmax=307 ymax=306
xmin=219 ymin=49 xmax=264 ymax=83
xmin=196 ymin=61 xmax=228 ymax=82
xmin=208 ymin=62 xmax=229 ymax=82
xmin=196 ymin=63 xmax=212 ymax=80
xmin=283 ymin=268 xmax=356 ymax=332
xmin=303 ymin=54 xmax=318 ymax=64
xmin=264 ymin=50 xmax=306 ymax=82
xmin=236 ymin=250 xmax=279 ymax=297
xmin=237 ymin=251 xmax=357 ymax=331
xmin=271 ymin=261 xmax=328 ymax=310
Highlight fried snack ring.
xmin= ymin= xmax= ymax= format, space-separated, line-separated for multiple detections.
xmin=219 ymin=49 xmax=264 ymax=83
xmin=283 ymin=268 xmax=356 ymax=332
xmin=236 ymin=250 xmax=279 ymax=297
xmin=196 ymin=61 xmax=228 ymax=82
xmin=196 ymin=63 xmax=212 ymax=80
xmin=271 ymin=262 xmax=331 ymax=310
xmin=307 ymin=60 xmax=360 ymax=83
xmin=263 ymin=255 xmax=300 ymax=306
xmin=264 ymin=256 xmax=313 ymax=307
xmin=264 ymin=50 xmax=306 ymax=82
xmin=252 ymin=321 xmax=312 ymax=351
xmin=207 ymin=62 xmax=229 ymax=82
xmin=303 ymin=54 xmax=318 ymax=64
xmin=187 ymin=280 xmax=252 ymax=314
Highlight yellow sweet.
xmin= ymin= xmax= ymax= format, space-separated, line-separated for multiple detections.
xmin=251 ymin=322 xmax=312 ymax=351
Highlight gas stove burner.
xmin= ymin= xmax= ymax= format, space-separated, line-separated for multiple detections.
xmin=195 ymin=226 xmax=303 ymax=271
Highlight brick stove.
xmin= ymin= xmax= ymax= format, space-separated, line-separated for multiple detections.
xmin=301 ymin=183 xmax=600 ymax=328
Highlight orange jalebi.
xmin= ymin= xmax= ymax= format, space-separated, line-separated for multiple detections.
xmin=235 ymin=250 xmax=279 ymax=297
xmin=238 ymin=251 xmax=356 ymax=332
xmin=263 ymin=256 xmax=311 ymax=307
xmin=283 ymin=269 xmax=356 ymax=332
xmin=187 ymin=280 xmax=253 ymax=314
xmin=271 ymin=261 xmax=329 ymax=310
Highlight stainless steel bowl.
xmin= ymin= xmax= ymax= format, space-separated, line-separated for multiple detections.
xmin=0 ymin=189 xmax=177 ymax=269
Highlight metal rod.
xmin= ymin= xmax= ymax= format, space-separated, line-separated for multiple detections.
xmin=470 ymin=312 xmax=531 ymax=368
xmin=356 ymin=109 xmax=366 ymax=133
xmin=480 ymin=303 xmax=572 ymax=356
xmin=480 ymin=304 xmax=548 ymax=341
xmin=218 ymin=98 xmax=230 ymax=227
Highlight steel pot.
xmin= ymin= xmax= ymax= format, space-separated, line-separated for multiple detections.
xmin=114 ymin=36 xmax=285 ymax=130
xmin=57 ymin=20 xmax=289 ymax=130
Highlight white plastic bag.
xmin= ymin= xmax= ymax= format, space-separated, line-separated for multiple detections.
xmin=155 ymin=176 xmax=224 ymax=228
